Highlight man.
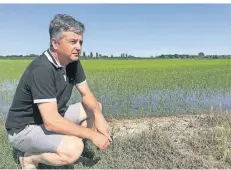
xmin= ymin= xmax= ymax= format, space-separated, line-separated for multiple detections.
xmin=5 ymin=14 xmax=112 ymax=169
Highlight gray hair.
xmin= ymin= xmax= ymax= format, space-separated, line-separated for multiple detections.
xmin=49 ymin=14 xmax=85 ymax=47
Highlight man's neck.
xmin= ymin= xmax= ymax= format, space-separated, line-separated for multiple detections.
xmin=49 ymin=49 xmax=66 ymax=67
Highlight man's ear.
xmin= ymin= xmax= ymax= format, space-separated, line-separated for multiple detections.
xmin=51 ymin=38 xmax=59 ymax=50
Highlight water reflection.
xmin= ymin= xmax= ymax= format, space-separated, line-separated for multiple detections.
xmin=0 ymin=80 xmax=230 ymax=121
xmin=0 ymin=80 xmax=17 ymax=121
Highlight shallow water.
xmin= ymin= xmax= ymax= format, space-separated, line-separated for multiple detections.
xmin=0 ymin=80 xmax=17 ymax=121
xmin=0 ymin=97 xmax=10 ymax=121
xmin=0 ymin=80 xmax=231 ymax=121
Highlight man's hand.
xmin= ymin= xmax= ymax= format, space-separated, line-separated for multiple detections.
xmin=91 ymin=132 xmax=110 ymax=150
xmin=94 ymin=114 xmax=112 ymax=142
xmin=76 ymin=81 xmax=112 ymax=142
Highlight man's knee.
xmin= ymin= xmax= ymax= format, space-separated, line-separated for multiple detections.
xmin=57 ymin=136 xmax=84 ymax=165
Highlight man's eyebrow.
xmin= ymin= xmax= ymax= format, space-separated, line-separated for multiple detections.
xmin=69 ymin=38 xmax=83 ymax=41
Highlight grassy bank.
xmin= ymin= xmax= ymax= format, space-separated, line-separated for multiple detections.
xmin=1 ymin=109 xmax=231 ymax=169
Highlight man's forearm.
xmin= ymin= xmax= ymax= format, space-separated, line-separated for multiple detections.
xmin=82 ymin=91 xmax=102 ymax=116
xmin=46 ymin=115 xmax=97 ymax=140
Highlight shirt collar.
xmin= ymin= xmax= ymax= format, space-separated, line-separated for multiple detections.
xmin=44 ymin=49 xmax=65 ymax=68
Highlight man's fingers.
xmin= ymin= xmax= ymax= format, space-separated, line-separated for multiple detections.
xmin=103 ymin=132 xmax=112 ymax=142
xmin=108 ymin=135 xmax=112 ymax=142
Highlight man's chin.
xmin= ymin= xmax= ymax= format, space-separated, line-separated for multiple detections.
xmin=71 ymin=55 xmax=79 ymax=61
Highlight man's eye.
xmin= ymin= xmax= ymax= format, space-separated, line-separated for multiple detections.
xmin=70 ymin=41 xmax=76 ymax=44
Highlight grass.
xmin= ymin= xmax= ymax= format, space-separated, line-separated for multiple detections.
xmin=0 ymin=114 xmax=20 ymax=169
xmin=1 ymin=59 xmax=231 ymax=90
xmin=2 ymin=110 xmax=231 ymax=169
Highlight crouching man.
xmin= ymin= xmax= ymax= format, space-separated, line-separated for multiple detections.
xmin=5 ymin=14 xmax=112 ymax=169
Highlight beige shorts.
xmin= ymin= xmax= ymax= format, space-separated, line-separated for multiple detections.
xmin=7 ymin=102 xmax=93 ymax=153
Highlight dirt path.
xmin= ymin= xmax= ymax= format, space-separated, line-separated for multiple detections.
xmin=107 ymin=114 xmax=199 ymax=139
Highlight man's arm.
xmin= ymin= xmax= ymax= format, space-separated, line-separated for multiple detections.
xmin=38 ymin=102 xmax=110 ymax=149
xmin=76 ymin=81 xmax=112 ymax=141
xmin=38 ymin=102 xmax=95 ymax=139
xmin=75 ymin=81 xmax=102 ymax=116
xmin=74 ymin=60 xmax=101 ymax=115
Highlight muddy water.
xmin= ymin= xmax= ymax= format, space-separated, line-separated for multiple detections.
xmin=0 ymin=80 xmax=231 ymax=121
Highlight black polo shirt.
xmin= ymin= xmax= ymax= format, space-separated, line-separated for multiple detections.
xmin=5 ymin=49 xmax=86 ymax=135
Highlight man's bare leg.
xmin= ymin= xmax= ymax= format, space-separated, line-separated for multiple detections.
xmin=19 ymin=135 xmax=84 ymax=169
xmin=19 ymin=102 xmax=102 ymax=169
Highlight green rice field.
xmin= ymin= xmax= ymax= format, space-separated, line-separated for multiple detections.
xmin=0 ymin=59 xmax=231 ymax=119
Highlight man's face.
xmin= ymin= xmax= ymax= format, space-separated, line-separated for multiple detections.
xmin=52 ymin=31 xmax=83 ymax=63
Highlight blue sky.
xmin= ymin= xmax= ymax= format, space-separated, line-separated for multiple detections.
xmin=0 ymin=4 xmax=231 ymax=57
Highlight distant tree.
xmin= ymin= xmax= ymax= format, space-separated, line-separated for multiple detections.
xmin=29 ymin=54 xmax=37 ymax=58
xmin=90 ymin=52 xmax=93 ymax=58
xmin=83 ymin=51 xmax=86 ymax=57
xmin=160 ymin=54 xmax=164 ymax=59
xmin=213 ymin=55 xmax=218 ymax=59
xmin=198 ymin=52 xmax=205 ymax=58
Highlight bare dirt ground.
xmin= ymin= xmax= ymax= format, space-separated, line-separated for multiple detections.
xmin=108 ymin=114 xmax=198 ymax=139
xmin=106 ymin=112 xmax=225 ymax=169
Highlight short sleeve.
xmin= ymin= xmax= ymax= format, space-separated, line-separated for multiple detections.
xmin=75 ymin=60 xmax=86 ymax=85
xmin=31 ymin=67 xmax=57 ymax=104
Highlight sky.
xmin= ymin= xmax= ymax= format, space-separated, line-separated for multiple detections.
xmin=0 ymin=4 xmax=231 ymax=57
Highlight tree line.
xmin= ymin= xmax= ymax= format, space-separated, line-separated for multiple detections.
xmin=0 ymin=52 xmax=230 ymax=60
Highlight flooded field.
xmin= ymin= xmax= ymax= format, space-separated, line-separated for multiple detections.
xmin=0 ymin=59 xmax=230 ymax=120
